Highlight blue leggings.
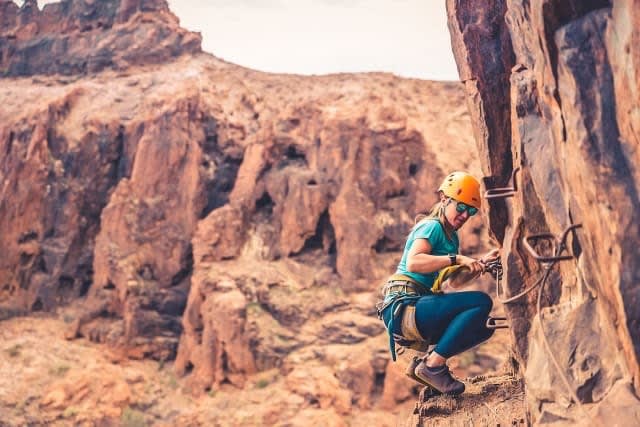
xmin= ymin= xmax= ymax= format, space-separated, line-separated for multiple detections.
xmin=385 ymin=291 xmax=495 ymax=358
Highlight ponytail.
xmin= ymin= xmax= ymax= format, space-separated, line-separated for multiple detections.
xmin=414 ymin=197 xmax=454 ymax=240
xmin=414 ymin=201 xmax=444 ymax=224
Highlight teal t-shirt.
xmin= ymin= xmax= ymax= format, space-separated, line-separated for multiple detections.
xmin=395 ymin=218 xmax=459 ymax=288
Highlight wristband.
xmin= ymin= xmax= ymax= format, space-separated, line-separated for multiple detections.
xmin=448 ymin=253 xmax=457 ymax=266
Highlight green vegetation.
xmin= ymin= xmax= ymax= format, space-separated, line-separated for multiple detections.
xmin=63 ymin=406 xmax=79 ymax=418
xmin=245 ymin=301 xmax=264 ymax=315
xmin=121 ymin=406 xmax=146 ymax=427
xmin=49 ymin=364 xmax=71 ymax=377
xmin=167 ymin=374 xmax=179 ymax=390
xmin=255 ymin=378 xmax=270 ymax=389
xmin=331 ymin=286 xmax=345 ymax=297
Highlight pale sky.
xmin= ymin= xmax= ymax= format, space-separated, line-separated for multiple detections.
xmin=32 ymin=0 xmax=459 ymax=80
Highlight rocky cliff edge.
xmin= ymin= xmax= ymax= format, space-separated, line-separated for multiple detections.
xmin=0 ymin=0 xmax=201 ymax=76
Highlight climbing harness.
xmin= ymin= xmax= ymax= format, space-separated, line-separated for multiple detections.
xmin=378 ymin=260 xmax=508 ymax=360
xmin=377 ymin=274 xmax=431 ymax=361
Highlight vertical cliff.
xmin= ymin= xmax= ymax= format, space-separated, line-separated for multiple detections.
xmin=446 ymin=0 xmax=640 ymax=424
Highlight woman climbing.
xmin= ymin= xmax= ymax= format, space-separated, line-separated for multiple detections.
xmin=377 ymin=171 xmax=500 ymax=395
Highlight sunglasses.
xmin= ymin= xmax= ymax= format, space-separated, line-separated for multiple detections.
xmin=455 ymin=201 xmax=478 ymax=216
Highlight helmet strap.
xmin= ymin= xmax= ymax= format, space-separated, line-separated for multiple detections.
xmin=439 ymin=199 xmax=456 ymax=238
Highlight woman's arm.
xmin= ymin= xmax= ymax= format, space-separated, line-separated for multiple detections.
xmin=447 ymin=248 xmax=501 ymax=289
xmin=406 ymin=239 xmax=484 ymax=274
xmin=406 ymin=238 xmax=453 ymax=273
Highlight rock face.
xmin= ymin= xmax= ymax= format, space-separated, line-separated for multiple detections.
xmin=0 ymin=1 xmax=487 ymax=422
xmin=0 ymin=0 xmax=201 ymax=76
xmin=447 ymin=0 xmax=640 ymax=424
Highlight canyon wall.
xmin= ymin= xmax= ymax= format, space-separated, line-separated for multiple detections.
xmin=0 ymin=1 xmax=486 ymax=421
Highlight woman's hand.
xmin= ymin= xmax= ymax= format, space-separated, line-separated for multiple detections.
xmin=456 ymin=254 xmax=484 ymax=274
xmin=480 ymin=248 xmax=500 ymax=264
xmin=445 ymin=255 xmax=482 ymax=289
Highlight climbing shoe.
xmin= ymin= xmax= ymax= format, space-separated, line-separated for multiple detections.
xmin=413 ymin=361 xmax=465 ymax=395
xmin=405 ymin=356 xmax=443 ymax=396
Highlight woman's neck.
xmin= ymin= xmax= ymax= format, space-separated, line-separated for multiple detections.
xmin=439 ymin=213 xmax=455 ymax=240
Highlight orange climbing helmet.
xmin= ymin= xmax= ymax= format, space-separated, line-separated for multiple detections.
xmin=438 ymin=171 xmax=482 ymax=209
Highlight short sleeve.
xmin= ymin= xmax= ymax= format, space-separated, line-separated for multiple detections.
xmin=412 ymin=220 xmax=442 ymax=249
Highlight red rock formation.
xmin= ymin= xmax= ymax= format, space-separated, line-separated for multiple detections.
xmin=0 ymin=1 xmax=491 ymax=424
xmin=0 ymin=9 xmax=484 ymax=423
xmin=447 ymin=0 xmax=640 ymax=424
xmin=0 ymin=0 xmax=201 ymax=76
xmin=170 ymin=76 xmax=483 ymax=385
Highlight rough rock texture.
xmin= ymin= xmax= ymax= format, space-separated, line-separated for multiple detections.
xmin=0 ymin=1 xmax=492 ymax=423
xmin=1 ymin=315 xmax=512 ymax=426
xmin=0 ymin=57 xmax=482 ymax=362
xmin=0 ymin=0 xmax=201 ymax=76
xmin=411 ymin=371 xmax=527 ymax=426
xmin=0 ymin=60 xmax=485 ymax=422
xmin=447 ymin=0 xmax=640 ymax=424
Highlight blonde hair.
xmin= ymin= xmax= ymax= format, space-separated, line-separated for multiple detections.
xmin=414 ymin=201 xmax=443 ymax=224
xmin=413 ymin=197 xmax=455 ymax=240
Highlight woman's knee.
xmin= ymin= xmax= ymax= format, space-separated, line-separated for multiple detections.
xmin=469 ymin=291 xmax=493 ymax=312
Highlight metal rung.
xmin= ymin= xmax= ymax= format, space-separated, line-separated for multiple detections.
xmin=522 ymin=233 xmax=572 ymax=262
xmin=486 ymin=316 xmax=509 ymax=329
xmin=522 ymin=224 xmax=582 ymax=263
xmin=484 ymin=167 xmax=520 ymax=199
